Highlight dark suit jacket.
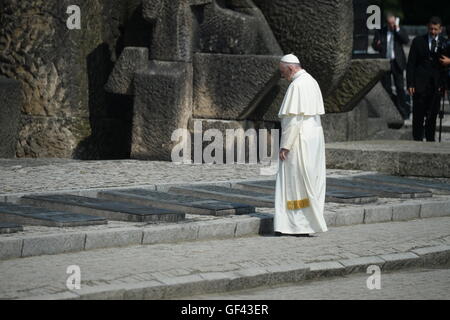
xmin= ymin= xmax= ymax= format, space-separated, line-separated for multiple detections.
xmin=373 ymin=26 xmax=409 ymax=70
xmin=406 ymin=34 xmax=447 ymax=93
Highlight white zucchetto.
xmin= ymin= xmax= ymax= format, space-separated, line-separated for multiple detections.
xmin=280 ymin=54 xmax=300 ymax=64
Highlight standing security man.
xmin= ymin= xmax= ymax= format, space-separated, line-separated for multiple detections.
xmin=407 ymin=16 xmax=447 ymax=142
xmin=373 ymin=13 xmax=410 ymax=119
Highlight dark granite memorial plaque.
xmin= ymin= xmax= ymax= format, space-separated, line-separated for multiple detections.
xmin=0 ymin=203 xmax=106 ymax=227
xmin=20 ymin=194 xmax=185 ymax=223
xmin=98 ymin=189 xmax=255 ymax=216
xmin=233 ymin=180 xmax=378 ymax=204
xmin=354 ymin=174 xmax=450 ymax=195
xmin=327 ymin=178 xmax=432 ymax=199
xmin=169 ymin=185 xmax=275 ymax=208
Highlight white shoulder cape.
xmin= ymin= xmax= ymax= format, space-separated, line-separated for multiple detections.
xmin=278 ymin=70 xmax=325 ymax=118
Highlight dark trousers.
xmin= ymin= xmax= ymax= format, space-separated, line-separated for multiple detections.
xmin=412 ymin=84 xmax=441 ymax=142
xmin=381 ymin=60 xmax=410 ymax=118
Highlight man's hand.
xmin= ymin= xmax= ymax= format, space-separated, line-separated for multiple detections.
xmin=279 ymin=148 xmax=290 ymax=161
xmin=440 ymin=55 xmax=450 ymax=66
xmin=408 ymin=87 xmax=416 ymax=96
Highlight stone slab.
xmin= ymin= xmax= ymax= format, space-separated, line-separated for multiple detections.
xmin=420 ymin=201 xmax=450 ymax=218
xmin=305 ymin=261 xmax=346 ymax=279
xmin=392 ymin=203 xmax=421 ymax=221
xmin=20 ymin=194 xmax=185 ymax=223
xmin=326 ymin=140 xmax=450 ymax=178
xmin=379 ymin=252 xmax=422 ymax=270
xmin=0 ymin=238 xmax=23 ymax=260
xmin=169 ymin=185 xmax=274 ymax=208
xmin=197 ymin=220 xmax=238 ymax=240
xmin=334 ymin=208 xmax=365 ymax=226
xmin=327 ymin=177 xmax=431 ymax=199
xmin=410 ymin=245 xmax=450 ymax=267
xmin=0 ymin=222 xmax=23 ymax=234
xmin=339 ymin=256 xmax=385 ymax=274
xmin=364 ymin=206 xmax=393 ymax=224
xmin=0 ymin=202 xmax=106 ymax=227
xmin=355 ymin=174 xmax=450 ymax=194
xmin=98 ymin=189 xmax=255 ymax=216
xmin=142 ymin=224 xmax=200 ymax=245
xmin=22 ymin=233 xmax=86 ymax=257
xmin=84 ymin=228 xmax=143 ymax=250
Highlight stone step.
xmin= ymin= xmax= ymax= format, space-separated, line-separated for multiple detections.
xmin=232 ymin=181 xmax=378 ymax=204
xmin=169 ymin=185 xmax=274 ymax=208
xmin=327 ymin=177 xmax=432 ymax=199
xmin=20 ymin=194 xmax=185 ymax=223
xmin=97 ymin=189 xmax=255 ymax=216
xmin=0 ymin=203 xmax=106 ymax=227
xmin=354 ymin=174 xmax=450 ymax=195
xmin=0 ymin=222 xmax=23 ymax=234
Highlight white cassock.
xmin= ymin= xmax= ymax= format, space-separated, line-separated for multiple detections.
xmin=274 ymin=69 xmax=328 ymax=235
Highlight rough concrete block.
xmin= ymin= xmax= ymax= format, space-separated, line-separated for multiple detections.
xmin=234 ymin=217 xmax=261 ymax=237
xmin=264 ymin=263 xmax=309 ymax=285
xmin=364 ymin=206 xmax=393 ymax=224
xmin=0 ymin=239 xmax=22 ymax=260
xmin=392 ymin=203 xmax=421 ymax=221
xmin=24 ymin=292 xmax=80 ymax=300
xmin=226 ymin=268 xmax=270 ymax=292
xmin=379 ymin=252 xmax=422 ymax=270
xmin=324 ymin=211 xmax=337 ymax=227
xmin=77 ymin=285 xmax=126 ymax=300
xmin=158 ymin=274 xmax=208 ymax=298
xmin=22 ymin=233 xmax=85 ymax=257
xmin=84 ymin=228 xmax=143 ymax=250
xmin=335 ymin=208 xmax=365 ymax=226
xmin=142 ymin=224 xmax=199 ymax=245
xmin=305 ymin=261 xmax=346 ymax=279
xmin=122 ymin=280 xmax=166 ymax=300
xmin=411 ymin=245 xmax=450 ymax=267
xmin=420 ymin=201 xmax=450 ymax=218
xmin=339 ymin=256 xmax=385 ymax=274
xmin=197 ymin=220 xmax=237 ymax=240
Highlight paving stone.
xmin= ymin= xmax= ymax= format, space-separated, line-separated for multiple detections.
xmin=334 ymin=208 xmax=365 ymax=226
xmin=77 ymin=285 xmax=126 ymax=300
xmin=0 ymin=223 xmax=23 ymax=234
xmin=22 ymin=233 xmax=86 ymax=257
xmin=142 ymin=224 xmax=199 ymax=245
xmin=84 ymin=228 xmax=143 ymax=250
xmin=98 ymin=189 xmax=255 ymax=216
xmin=379 ymin=252 xmax=422 ymax=270
xmin=24 ymin=292 xmax=80 ymax=300
xmin=169 ymin=185 xmax=274 ymax=208
xmin=157 ymin=274 xmax=208 ymax=299
xmin=411 ymin=245 xmax=450 ymax=267
xmin=328 ymin=178 xmax=431 ymax=199
xmin=0 ymin=238 xmax=22 ymax=260
xmin=339 ymin=256 xmax=385 ymax=274
xmin=364 ymin=206 xmax=393 ymax=224
xmin=392 ymin=203 xmax=421 ymax=221
xmin=305 ymin=261 xmax=346 ymax=279
xmin=0 ymin=202 xmax=106 ymax=227
xmin=20 ymin=194 xmax=185 ymax=223
xmin=420 ymin=201 xmax=450 ymax=218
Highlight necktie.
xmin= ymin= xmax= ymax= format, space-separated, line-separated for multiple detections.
xmin=431 ymin=39 xmax=437 ymax=54
xmin=387 ymin=34 xmax=394 ymax=60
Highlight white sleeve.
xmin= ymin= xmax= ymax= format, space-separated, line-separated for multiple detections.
xmin=280 ymin=115 xmax=303 ymax=151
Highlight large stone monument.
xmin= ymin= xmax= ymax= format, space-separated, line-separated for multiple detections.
xmin=0 ymin=0 xmax=390 ymax=160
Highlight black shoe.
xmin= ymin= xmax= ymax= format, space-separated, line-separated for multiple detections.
xmin=294 ymin=234 xmax=311 ymax=238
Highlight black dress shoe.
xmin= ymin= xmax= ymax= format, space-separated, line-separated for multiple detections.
xmin=294 ymin=234 xmax=311 ymax=238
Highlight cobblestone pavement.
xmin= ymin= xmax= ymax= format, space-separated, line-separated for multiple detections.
xmin=186 ymin=267 xmax=450 ymax=300
xmin=0 ymin=159 xmax=371 ymax=195
xmin=0 ymin=217 xmax=449 ymax=299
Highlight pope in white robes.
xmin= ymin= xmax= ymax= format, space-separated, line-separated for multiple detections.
xmin=274 ymin=54 xmax=328 ymax=236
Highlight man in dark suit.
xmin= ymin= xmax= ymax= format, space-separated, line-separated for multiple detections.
xmin=407 ymin=16 xmax=447 ymax=142
xmin=373 ymin=14 xmax=410 ymax=119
